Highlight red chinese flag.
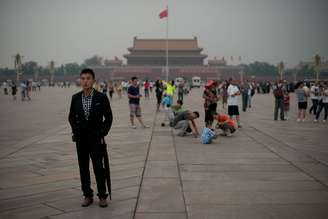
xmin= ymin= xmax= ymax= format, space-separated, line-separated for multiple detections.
xmin=159 ymin=8 xmax=168 ymax=19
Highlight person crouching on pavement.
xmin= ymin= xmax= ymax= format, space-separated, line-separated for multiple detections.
xmin=213 ymin=113 xmax=237 ymax=137
xmin=170 ymin=110 xmax=200 ymax=137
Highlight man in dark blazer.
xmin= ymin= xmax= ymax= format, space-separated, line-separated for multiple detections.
xmin=69 ymin=68 xmax=113 ymax=208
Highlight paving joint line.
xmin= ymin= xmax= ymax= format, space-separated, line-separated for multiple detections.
xmin=171 ymin=129 xmax=189 ymax=219
xmin=132 ymin=111 xmax=158 ymax=219
xmin=241 ymin=122 xmax=328 ymax=190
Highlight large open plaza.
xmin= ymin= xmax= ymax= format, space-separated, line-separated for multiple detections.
xmin=0 ymin=87 xmax=327 ymax=218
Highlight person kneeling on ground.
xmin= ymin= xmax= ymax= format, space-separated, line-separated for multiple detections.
xmin=170 ymin=110 xmax=200 ymax=137
xmin=161 ymin=100 xmax=184 ymax=127
xmin=213 ymin=113 xmax=237 ymax=137
xmin=171 ymin=100 xmax=184 ymax=115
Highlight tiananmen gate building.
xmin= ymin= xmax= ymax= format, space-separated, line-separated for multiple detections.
xmin=92 ymin=37 xmax=242 ymax=81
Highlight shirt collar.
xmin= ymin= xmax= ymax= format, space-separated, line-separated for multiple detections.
xmin=82 ymin=88 xmax=94 ymax=98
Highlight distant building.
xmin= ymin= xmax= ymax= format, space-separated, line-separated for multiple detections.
xmin=92 ymin=37 xmax=242 ymax=81
xmin=124 ymin=37 xmax=207 ymax=66
xmin=208 ymin=57 xmax=227 ymax=66
xmin=104 ymin=56 xmax=123 ymax=66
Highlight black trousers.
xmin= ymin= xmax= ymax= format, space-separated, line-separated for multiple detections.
xmin=76 ymin=136 xmax=108 ymax=199
xmin=274 ymin=98 xmax=284 ymax=120
xmin=242 ymin=93 xmax=249 ymax=112
xmin=309 ymin=99 xmax=319 ymax=114
xmin=316 ymin=102 xmax=328 ymax=120
xmin=205 ymin=103 xmax=217 ymax=126
xmin=178 ymin=92 xmax=184 ymax=101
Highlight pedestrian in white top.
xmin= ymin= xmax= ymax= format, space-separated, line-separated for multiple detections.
xmin=309 ymin=83 xmax=320 ymax=115
xmin=227 ymin=79 xmax=242 ymax=128
xmin=315 ymin=86 xmax=328 ymax=122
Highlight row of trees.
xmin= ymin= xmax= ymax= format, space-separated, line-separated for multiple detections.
xmin=0 ymin=61 xmax=88 ymax=77
xmin=0 ymin=55 xmax=324 ymax=79
xmin=242 ymin=61 xmax=322 ymax=79
xmin=0 ymin=55 xmax=115 ymax=77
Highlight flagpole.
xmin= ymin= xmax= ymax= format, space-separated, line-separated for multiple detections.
xmin=165 ymin=5 xmax=169 ymax=82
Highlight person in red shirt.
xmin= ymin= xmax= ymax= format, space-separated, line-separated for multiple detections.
xmin=144 ymin=80 xmax=150 ymax=99
xmin=283 ymin=90 xmax=290 ymax=120
xmin=213 ymin=113 xmax=237 ymax=136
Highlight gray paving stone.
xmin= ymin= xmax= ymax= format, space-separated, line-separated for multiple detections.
xmin=135 ymin=212 xmax=186 ymax=219
xmin=0 ymin=204 xmax=63 ymax=219
xmin=184 ymin=190 xmax=328 ymax=205
xmin=1 ymin=87 xmax=328 ymax=218
xmin=144 ymin=161 xmax=179 ymax=178
xmin=49 ymin=199 xmax=135 ymax=219
xmin=137 ymin=178 xmax=185 ymax=213
xmin=187 ymin=204 xmax=328 ymax=219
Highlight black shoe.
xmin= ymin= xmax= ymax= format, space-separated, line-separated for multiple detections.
xmin=81 ymin=197 xmax=93 ymax=207
xmin=99 ymin=198 xmax=108 ymax=208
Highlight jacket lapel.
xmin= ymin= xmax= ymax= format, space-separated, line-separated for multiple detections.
xmin=76 ymin=92 xmax=84 ymax=115
xmin=75 ymin=91 xmax=87 ymax=121
xmin=89 ymin=90 xmax=98 ymax=119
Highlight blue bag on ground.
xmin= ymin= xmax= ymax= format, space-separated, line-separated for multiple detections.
xmin=200 ymin=127 xmax=215 ymax=144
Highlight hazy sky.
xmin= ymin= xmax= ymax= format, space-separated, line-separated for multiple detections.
xmin=0 ymin=0 xmax=327 ymax=68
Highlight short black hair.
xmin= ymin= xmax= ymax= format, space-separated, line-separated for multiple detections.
xmin=80 ymin=68 xmax=95 ymax=79
xmin=193 ymin=111 xmax=200 ymax=118
xmin=177 ymin=100 xmax=183 ymax=105
xmin=131 ymin=76 xmax=138 ymax=81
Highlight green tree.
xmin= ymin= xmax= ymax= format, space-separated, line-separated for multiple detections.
xmin=244 ymin=61 xmax=278 ymax=77
xmin=84 ymin=55 xmax=103 ymax=66
xmin=64 ymin=63 xmax=82 ymax=75
xmin=21 ymin=61 xmax=38 ymax=75
xmin=298 ymin=64 xmax=315 ymax=78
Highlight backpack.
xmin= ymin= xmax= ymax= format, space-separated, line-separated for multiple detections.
xmin=200 ymin=128 xmax=216 ymax=144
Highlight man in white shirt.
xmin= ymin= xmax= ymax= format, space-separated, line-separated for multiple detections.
xmin=309 ymin=83 xmax=319 ymax=115
xmin=227 ymin=79 xmax=242 ymax=128
xmin=315 ymin=86 xmax=328 ymax=122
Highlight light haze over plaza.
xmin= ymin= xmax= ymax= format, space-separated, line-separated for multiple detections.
xmin=0 ymin=0 xmax=328 ymax=218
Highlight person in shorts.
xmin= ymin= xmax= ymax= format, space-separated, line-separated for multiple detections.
xmin=283 ymin=90 xmax=290 ymax=120
xmin=227 ymin=79 xmax=242 ymax=128
xmin=127 ymin=77 xmax=149 ymax=129
xmin=295 ymin=81 xmax=309 ymax=122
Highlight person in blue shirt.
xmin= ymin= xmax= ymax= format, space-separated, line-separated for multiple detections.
xmin=162 ymin=94 xmax=171 ymax=107
xmin=127 ymin=77 xmax=149 ymax=129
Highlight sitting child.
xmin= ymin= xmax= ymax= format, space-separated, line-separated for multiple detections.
xmin=213 ymin=113 xmax=237 ymax=136
xmin=171 ymin=100 xmax=184 ymax=115
xmin=162 ymin=94 xmax=171 ymax=108
xmin=161 ymin=94 xmax=174 ymax=126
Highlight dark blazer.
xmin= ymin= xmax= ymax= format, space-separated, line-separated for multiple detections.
xmin=68 ymin=89 xmax=113 ymax=141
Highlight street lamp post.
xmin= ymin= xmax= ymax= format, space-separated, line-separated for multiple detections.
xmin=278 ymin=61 xmax=284 ymax=81
xmin=49 ymin=60 xmax=55 ymax=86
xmin=314 ymin=54 xmax=321 ymax=83
xmin=34 ymin=65 xmax=39 ymax=82
xmin=238 ymin=56 xmax=243 ymax=82
xmin=13 ymin=53 xmax=23 ymax=84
